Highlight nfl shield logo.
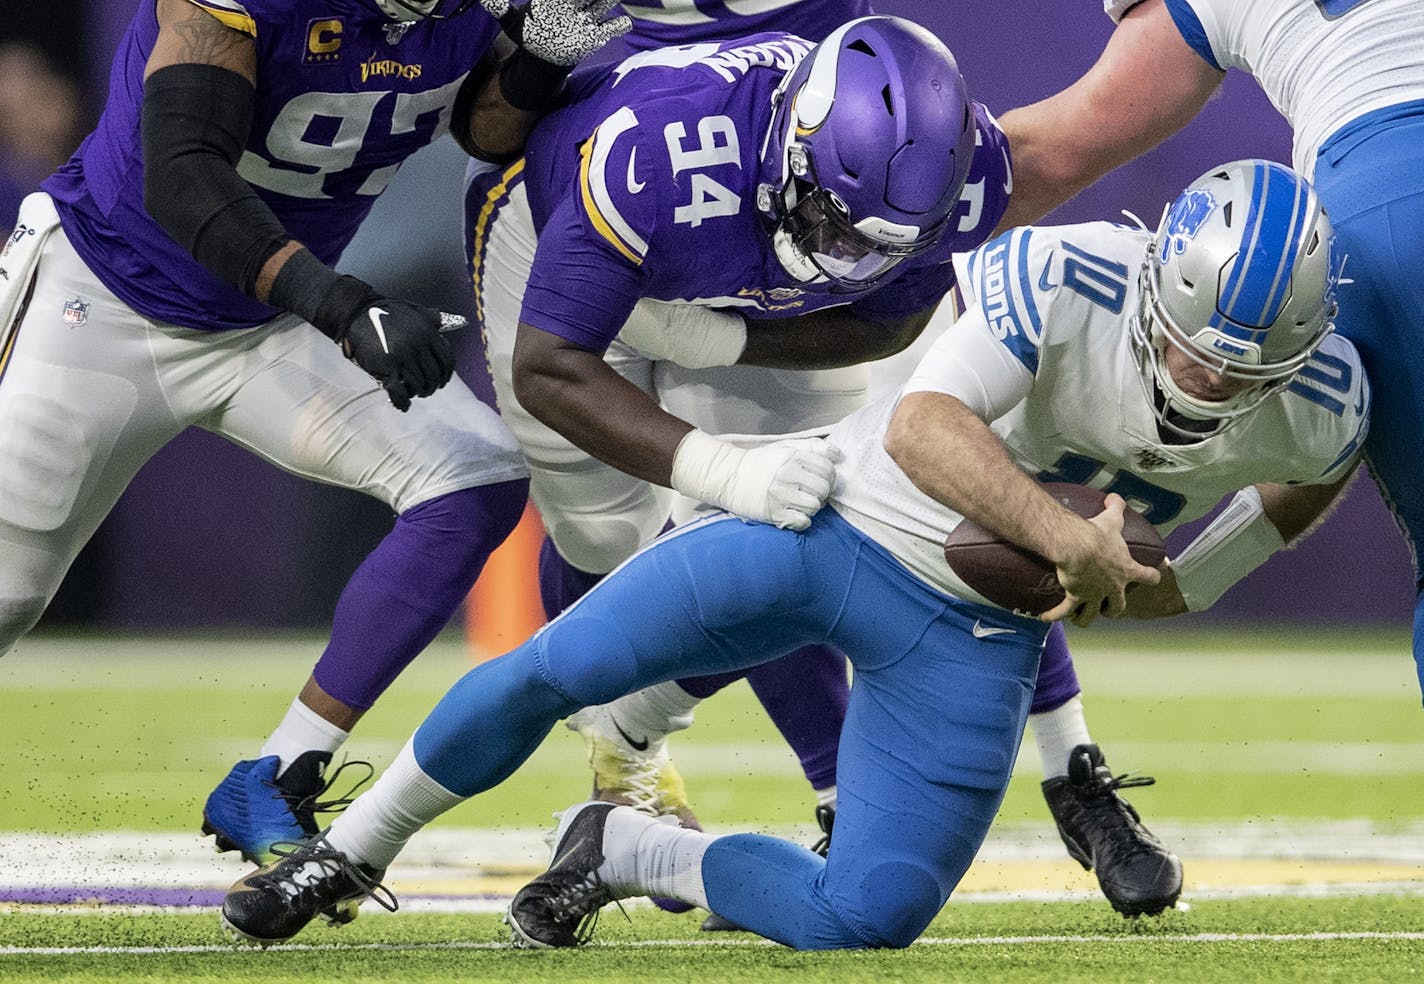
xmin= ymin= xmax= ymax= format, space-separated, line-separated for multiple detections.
xmin=62 ymin=297 xmax=89 ymax=327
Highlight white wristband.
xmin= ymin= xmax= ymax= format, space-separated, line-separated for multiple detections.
xmin=1170 ymin=487 xmax=1286 ymax=612
xmin=618 ymin=299 xmax=748 ymax=369
xmin=669 ymin=428 xmax=741 ymax=505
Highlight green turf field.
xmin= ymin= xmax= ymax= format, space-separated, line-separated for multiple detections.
xmin=4 ymin=626 xmax=1424 ymax=981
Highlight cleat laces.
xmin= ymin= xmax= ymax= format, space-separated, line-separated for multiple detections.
xmin=1078 ymin=771 xmax=1160 ymax=859
xmin=270 ymin=758 xmax=375 ymax=834
xmin=259 ymin=837 xmax=398 ymax=915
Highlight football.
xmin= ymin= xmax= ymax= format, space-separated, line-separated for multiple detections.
xmin=942 ymin=483 xmax=1167 ymax=616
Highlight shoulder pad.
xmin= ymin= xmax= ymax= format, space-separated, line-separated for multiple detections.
xmin=577 ymin=106 xmax=660 ymax=265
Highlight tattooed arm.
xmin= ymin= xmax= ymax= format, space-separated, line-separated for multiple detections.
xmin=147 ymin=0 xmax=256 ymax=82
xmin=139 ymin=0 xmax=459 ymax=409
xmin=141 ymin=0 xmax=300 ymax=298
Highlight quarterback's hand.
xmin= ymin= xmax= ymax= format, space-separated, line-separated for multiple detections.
xmin=1115 ymin=562 xmax=1187 ymax=620
xmin=339 ymin=298 xmax=463 ymax=412
xmin=1042 ymin=494 xmax=1161 ymax=627
xmin=671 ymin=429 xmax=840 ymax=530
xmin=480 ymin=0 xmax=630 ymax=67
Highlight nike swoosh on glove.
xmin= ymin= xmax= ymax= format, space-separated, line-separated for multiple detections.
xmin=341 ymin=299 xmax=460 ymax=412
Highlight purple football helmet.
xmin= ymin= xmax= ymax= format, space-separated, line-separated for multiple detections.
xmin=757 ymin=16 xmax=977 ymax=287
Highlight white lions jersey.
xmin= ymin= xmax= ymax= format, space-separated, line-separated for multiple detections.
xmin=828 ymin=221 xmax=1369 ymax=608
xmin=1166 ymin=0 xmax=1424 ymax=175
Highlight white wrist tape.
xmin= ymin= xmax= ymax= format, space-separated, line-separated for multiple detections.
xmin=1171 ymin=487 xmax=1286 ymax=612
xmin=669 ymin=428 xmax=742 ymax=505
xmin=618 ymin=299 xmax=748 ymax=369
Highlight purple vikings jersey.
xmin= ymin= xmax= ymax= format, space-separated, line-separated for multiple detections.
xmin=491 ymin=34 xmax=1010 ymax=354
xmin=617 ymin=0 xmax=874 ymax=50
xmin=42 ymin=0 xmax=499 ymax=332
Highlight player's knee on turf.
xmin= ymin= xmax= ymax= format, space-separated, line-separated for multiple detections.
xmin=832 ymin=860 xmax=944 ymax=949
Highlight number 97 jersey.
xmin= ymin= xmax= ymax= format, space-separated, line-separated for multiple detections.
xmin=42 ymin=0 xmax=500 ymax=332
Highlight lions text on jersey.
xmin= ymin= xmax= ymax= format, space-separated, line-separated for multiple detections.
xmin=829 ymin=220 xmax=1369 ymax=608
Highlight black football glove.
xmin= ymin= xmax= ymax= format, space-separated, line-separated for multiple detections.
xmin=310 ymin=275 xmax=462 ymax=412
xmin=341 ymin=298 xmax=461 ymax=411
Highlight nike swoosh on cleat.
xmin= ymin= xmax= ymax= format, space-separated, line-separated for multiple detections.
xmin=611 ymin=717 xmax=650 ymax=752
xmin=368 ymin=307 xmax=391 ymax=354
xmin=972 ymin=620 xmax=1016 ymax=639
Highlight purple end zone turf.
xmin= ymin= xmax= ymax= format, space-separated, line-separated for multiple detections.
xmin=0 ymin=887 xmax=229 ymax=906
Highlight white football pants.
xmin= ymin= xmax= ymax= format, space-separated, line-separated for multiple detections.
xmin=0 ymin=193 xmax=527 ymax=654
xmin=477 ymin=182 xmax=871 ymax=575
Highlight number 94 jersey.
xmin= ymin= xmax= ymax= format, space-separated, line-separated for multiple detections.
xmin=514 ymin=33 xmax=1011 ymax=353
xmin=42 ymin=0 xmax=500 ymax=332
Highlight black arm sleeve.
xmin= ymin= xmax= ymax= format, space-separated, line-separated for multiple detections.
xmin=140 ymin=62 xmax=290 ymax=297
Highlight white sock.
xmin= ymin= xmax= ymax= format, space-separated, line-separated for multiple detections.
xmin=603 ymin=681 xmax=701 ymax=741
xmin=597 ymin=805 xmax=714 ymax=909
xmin=815 ymin=785 xmax=837 ymax=809
xmin=1029 ymin=694 xmax=1092 ymax=779
xmin=259 ymin=697 xmax=350 ymax=775
xmin=326 ymin=739 xmax=465 ymax=870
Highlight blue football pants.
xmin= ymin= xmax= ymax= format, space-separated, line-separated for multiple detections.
xmin=412 ymin=509 xmax=1045 ymax=948
xmin=1315 ymin=113 xmax=1424 ymax=700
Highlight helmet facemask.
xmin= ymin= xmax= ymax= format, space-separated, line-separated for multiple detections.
xmin=1131 ymin=262 xmax=1303 ymax=439
xmin=762 ymin=142 xmax=942 ymax=287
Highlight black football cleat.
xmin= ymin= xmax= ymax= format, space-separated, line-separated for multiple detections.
xmin=809 ymin=803 xmax=836 ymax=858
xmin=1042 ymin=743 xmax=1182 ymax=917
xmin=506 ymin=802 xmax=621 ymax=948
xmin=220 ymin=834 xmax=395 ymax=946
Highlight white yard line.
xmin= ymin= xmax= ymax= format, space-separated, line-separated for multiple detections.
xmin=8 ymin=930 xmax=1424 ymax=956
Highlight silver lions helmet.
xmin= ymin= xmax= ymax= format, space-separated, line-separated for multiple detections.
xmin=1131 ymin=158 xmax=1342 ymax=437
